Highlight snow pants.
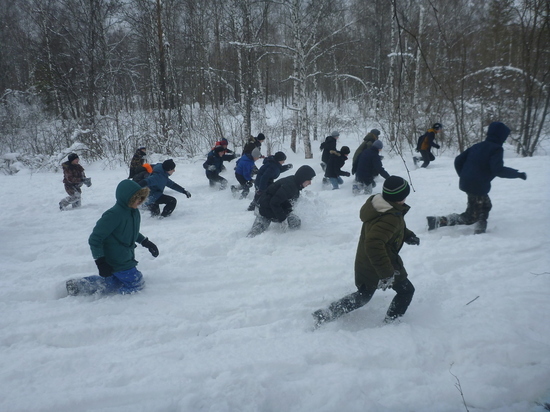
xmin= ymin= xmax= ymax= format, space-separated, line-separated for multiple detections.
xmin=148 ymin=194 xmax=177 ymax=217
xmin=59 ymin=184 xmax=82 ymax=209
xmin=68 ymin=267 xmax=144 ymax=296
xmin=441 ymin=193 xmax=492 ymax=233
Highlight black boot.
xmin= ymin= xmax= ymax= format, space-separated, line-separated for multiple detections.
xmin=427 ymin=216 xmax=438 ymax=230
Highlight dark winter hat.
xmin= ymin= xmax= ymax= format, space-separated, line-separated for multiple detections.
xmin=340 ymin=146 xmax=350 ymax=155
xmin=382 ymin=176 xmax=410 ymax=203
xmin=162 ymin=159 xmax=176 ymax=171
xmin=372 ymin=140 xmax=383 ymax=150
xmin=331 ymin=131 xmax=340 ymax=137
xmin=274 ymin=151 xmax=287 ymax=162
xmin=294 ymin=165 xmax=316 ymax=185
xmin=370 ymin=129 xmax=381 ymax=136
xmin=220 ymin=138 xmax=229 ymax=146
xmin=68 ymin=153 xmax=79 ymax=162
xmin=214 ymin=146 xmax=226 ymax=153
xmin=432 ymin=123 xmax=442 ymax=131
xmin=257 ymin=133 xmax=266 ymax=141
xmin=138 ymin=146 xmax=146 ymax=150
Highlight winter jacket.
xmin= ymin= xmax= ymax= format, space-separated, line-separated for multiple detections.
xmin=89 ymin=180 xmax=147 ymax=272
xmin=235 ymin=153 xmax=256 ymax=181
xmin=320 ymin=136 xmax=338 ymax=164
xmin=454 ymin=122 xmax=522 ymax=196
xmin=255 ymin=156 xmax=291 ymax=192
xmin=355 ymin=146 xmax=390 ymax=184
xmin=140 ymin=163 xmax=187 ymax=204
xmin=352 ymin=132 xmax=378 ymax=171
xmin=203 ymin=150 xmax=235 ymax=175
xmin=354 ymin=194 xmax=415 ymax=289
xmin=129 ymin=149 xmax=146 ymax=178
xmin=324 ymin=150 xmax=349 ymax=178
xmin=62 ymin=161 xmax=86 ymax=187
xmin=258 ymin=165 xmax=316 ymax=222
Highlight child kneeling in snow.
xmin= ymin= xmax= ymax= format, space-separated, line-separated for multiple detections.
xmin=66 ymin=180 xmax=159 ymax=296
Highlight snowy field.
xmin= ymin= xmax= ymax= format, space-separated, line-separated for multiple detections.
xmin=1 ymin=138 xmax=549 ymax=412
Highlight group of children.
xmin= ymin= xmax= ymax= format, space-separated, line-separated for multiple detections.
xmin=61 ymin=121 xmax=527 ymax=330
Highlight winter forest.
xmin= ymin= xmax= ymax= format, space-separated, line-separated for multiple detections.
xmin=1 ymin=0 xmax=549 ymax=169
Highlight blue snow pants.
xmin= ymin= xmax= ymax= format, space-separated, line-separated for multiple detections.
xmin=75 ymin=267 xmax=144 ymax=295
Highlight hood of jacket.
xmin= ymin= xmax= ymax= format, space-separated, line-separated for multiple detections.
xmin=115 ymin=179 xmax=143 ymax=209
xmin=485 ymin=122 xmax=510 ymax=145
xmin=293 ymin=165 xmax=316 ymax=188
xmin=360 ymin=194 xmax=409 ymax=223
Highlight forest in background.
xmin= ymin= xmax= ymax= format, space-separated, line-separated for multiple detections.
xmin=0 ymin=0 xmax=548 ymax=169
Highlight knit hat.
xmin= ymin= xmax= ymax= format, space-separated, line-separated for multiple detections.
xmin=372 ymin=140 xmax=383 ymax=150
xmin=274 ymin=151 xmax=287 ymax=162
xmin=370 ymin=129 xmax=381 ymax=136
xmin=340 ymin=146 xmax=350 ymax=155
xmin=251 ymin=148 xmax=261 ymax=159
xmin=162 ymin=159 xmax=176 ymax=171
xmin=256 ymin=133 xmax=266 ymax=141
xmin=432 ymin=123 xmax=442 ymax=131
xmin=214 ymin=146 xmax=226 ymax=153
xmin=138 ymin=146 xmax=146 ymax=150
xmin=331 ymin=131 xmax=340 ymax=137
xmin=382 ymin=176 xmax=410 ymax=203
xmin=220 ymin=138 xmax=229 ymax=146
xmin=68 ymin=153 xmax=79 ymax=162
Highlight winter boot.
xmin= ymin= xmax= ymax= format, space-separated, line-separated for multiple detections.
xmin=66 ymin=279 xmax=79 ymax=296
xmin=427 ymin=216 xmax=439 ymax=231
xmin=413 ymin=156 xmax=419 ymax=167
xmin=230 ymin=185 xmax=240 ymax=198
xmin=474 ymin=219 xmax=487 ymax=235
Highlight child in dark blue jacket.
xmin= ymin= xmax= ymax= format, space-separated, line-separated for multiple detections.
xmin=247 ymin=151 xmax=292 ymax=211
xmin=140 ymin=159 xmax=191 ymax=218
xmin=203 ymin=146 xmax=236 ymax=189
xmin=427 ymin=122 xmax=527 ymax=234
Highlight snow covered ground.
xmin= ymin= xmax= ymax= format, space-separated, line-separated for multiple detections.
xmin=1 ymin=138 xmax=549 ymax=412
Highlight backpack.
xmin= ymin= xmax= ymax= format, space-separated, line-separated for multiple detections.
xmin=416 ymin=133 xmax=428 ymax=151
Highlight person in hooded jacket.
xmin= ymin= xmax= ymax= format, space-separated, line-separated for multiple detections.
xmin=312 ymin=176 xmax=419 ymax=327
xmin=59 ymin=153 xmax=91 ymax=210
xmin=140 ymin=159 xmax=191 ymax=218
xmin=352 ymin=129 xmax=381 ymax=173
xmin=324 ymin=146 xmax=351 ymax=189
xmin=203 ymin=146 xmax=237 ymax=189
xmin=247 ymin=151 xmax=293 ymax=211
xmin=426 ymin=121 xmax=527 ymax=234
xmin=65 ymin=180 xmax=159 ymax=296
xmin=353 ymin=140 xmax=390 ymax=195
xmin=247 ymin=165 xmax=316 ymax=237
xmin=413 ymin=123 xmax=442 ymax=168
xmin=129 ymin=147 xmax=147 ymax=178
xmin=320 ymin=131 xmax=340 ymax=172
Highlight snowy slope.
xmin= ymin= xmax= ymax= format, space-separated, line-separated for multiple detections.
xmin=0 ymin=141 xmax=549 ymax=412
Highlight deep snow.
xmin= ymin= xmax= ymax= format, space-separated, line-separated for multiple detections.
xmin=0 ymin=138 xmax=549 ymax=412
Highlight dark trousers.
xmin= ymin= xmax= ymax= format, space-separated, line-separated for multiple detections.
xmin=323 ymin=278 xmax=415 ymax=321
xmin=442 ymin=193 xmax=492 ymax=233
xmin=235 ymin=173 xmax=250 ymax=198
xmin=148 ymin=194 xmax=177 ymax=217
xmin=207 ymin=173 xmax=228 ymax=189
xmin=419 ymin=150 xmax=435 ymax=168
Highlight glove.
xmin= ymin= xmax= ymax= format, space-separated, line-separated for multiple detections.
xmin=95 ymin=257 xmax=113 ymax=277
xmin=246 ymin=180 xmax=254 ymax=188
xmin=377 ymin=270 xmax=399 ymax=291
xmin=207 ymin=165 xmax=216 ymax=171
xmin=287 ymin=163 xmax=293 ymax=170
xmin=342 ymin=171 xmax=351 ymax=177
xmin=518 ymin=172 xmax=527 ymax=180
xmin=404 ymin=234 xmax=420 ymax=245
xmin=141 ymin=237 xmax=159 ymax=257
xmin=83 ymin=177 xmax=92 ymax=187
xmin=433 ymin=143 xmax=441 ymax=149
xmin=183 ymin=190 xmax=192 ymax=198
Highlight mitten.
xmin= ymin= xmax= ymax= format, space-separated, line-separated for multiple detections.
xmin=342 ymin=171 xmax=351 ymax=177
xmin=246 ymin=180 xmax=254 ymax=187
xmin=141 ymin=238 xmax=159 ymax=257
xmin=183 ymin=190 xmax=192 ymax=198
xmin=404 ymin=234 xmax=420 ymax=245
xmin=433 ymin=143 xmax=441 ymax=149
xmin=83 ymin=177 xmax=92 ymax=187
xmin=286 ymin=163 xmax=293 ymax=170
xmin=518 ymin=172 xmax=527 ymax=180
xmin=377 ymin=270 xmax=399 ymax=291
xmin=95 ymin=257 xmax=113 ymax=277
